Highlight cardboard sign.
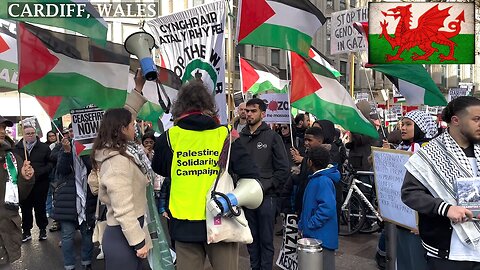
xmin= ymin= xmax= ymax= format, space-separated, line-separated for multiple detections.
xmin=331 ymin=7 xmax=368 ymax=55
xmin=372 ymin=147 xmax=417 ymax=230
xmin=276 ymin=214 xmax=299 ymax=270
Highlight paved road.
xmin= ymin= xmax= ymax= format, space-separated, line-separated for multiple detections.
xmin=12 ymin=219 xmax=378 ymax=270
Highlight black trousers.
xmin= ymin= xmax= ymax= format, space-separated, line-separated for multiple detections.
xmin=20 ymin=180 xmax=49 ymax=232
xmin=245 ymin=196 xmax=276 ymax=270
xmin=427 ymin=256 xmax=480 ymax=270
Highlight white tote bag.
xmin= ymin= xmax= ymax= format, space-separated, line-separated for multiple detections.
xmin=205 ymin=132 xmax=253 ymax=244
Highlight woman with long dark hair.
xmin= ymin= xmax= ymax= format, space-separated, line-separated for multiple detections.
xmin=90 ymin=80 xmax=154 ymax=270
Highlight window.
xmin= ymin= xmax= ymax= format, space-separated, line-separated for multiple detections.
xmin=326 ymin=0 xmax=333 ymax=9
xmin=326 ymin=18 xmax=331 ymax=54
xmin=340 ymin=0 xmax=346 ymax=10
xmin=340 ymin=61 xmax=347 ymax=86
xmin=350 ymin=0 xmax=356 ymax=8
xmin=193 ymin=0 xmax=204 ymax=6
xmin=271 ymin=49 xmax=280 ymax=68
xmin=235 ymin=45 xmax=245 ymax=71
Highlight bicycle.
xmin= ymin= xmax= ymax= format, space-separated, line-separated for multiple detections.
xmin=339 ymin=164 xmax=383 ymax=236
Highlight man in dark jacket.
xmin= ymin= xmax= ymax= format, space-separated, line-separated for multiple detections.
xmin=239 ymin=98 xmax=289 ymax=270
xmin=14 ymin=125 xmax=53 ymax=242
xmin=152 ymin=82 xmax=259 ymax=270
xmin=0 ymin=116 xmax=35 ymax=268
xmin=54 ymin=136 xmax=96 ymax=270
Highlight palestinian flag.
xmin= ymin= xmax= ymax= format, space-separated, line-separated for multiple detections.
xmin=239 ymin=57 xmax=288 ymax=95
xmin=129 ymin=64 xmax=181 ymax=133
xmin=0 ymin=0 xmax=107 ymax=45
xmin=290 ymin=52 xmax=378 ymax=139
xmin=18 ymin=23 xmax=129 ymax=112
xmin=308 ymin=47 xmax=341 ymax=78
xmin=369 ymin=3 xmax=474 ymax=64
xmin=0 ymin=25 xmax=18 ymax=92
xmin=236 ymin=0 xmax=326 ymax=57
xmin=368 ymin=64 xmax=447 ymax=106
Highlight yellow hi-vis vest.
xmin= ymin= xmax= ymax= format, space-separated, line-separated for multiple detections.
xmin=168 ymin=125 xmax=229 ymax=220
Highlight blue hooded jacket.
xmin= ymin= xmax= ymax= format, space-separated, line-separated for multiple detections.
xmin=298 ymin=165 xmax=341 ymax=250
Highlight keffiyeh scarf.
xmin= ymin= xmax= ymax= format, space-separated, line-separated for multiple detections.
xmin=125 ymin=142 xmax=156 ymax=184
xmin=403 ymin=110 xmax=438 ymax=139
xmin=405 ymin=131 xmax=480 ymax=249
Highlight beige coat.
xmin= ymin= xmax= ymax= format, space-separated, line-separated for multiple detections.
xmin=90 ymin=149 xmax=152 ymax=250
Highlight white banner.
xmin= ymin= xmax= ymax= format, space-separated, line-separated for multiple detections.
xmin=147 ymin=1 xmax=227 ymax=123
xmin=276 ymin=214 xmax=299 ymax=270
xmin=448 ymin=87 xmax=469 ymax=102
xmin=258 ymin=93 xmax=290 ymax=124
xmin=330 ymin=7 xmax=368 ymax=55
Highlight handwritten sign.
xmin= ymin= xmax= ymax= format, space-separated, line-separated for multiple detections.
xmin=331 ymin=7 xmax=368 ymax=55
xmin=276 ymin=214 xmax=298 ymax=270
xmin=372 ymin=147 xmax=417 ymax=230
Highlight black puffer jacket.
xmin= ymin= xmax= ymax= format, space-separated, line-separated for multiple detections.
xmin=53 ymin=147 xmax=97 ymax=227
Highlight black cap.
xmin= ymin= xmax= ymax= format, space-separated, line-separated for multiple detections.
xmin=0 ymin=116 xmax=13 ymax=127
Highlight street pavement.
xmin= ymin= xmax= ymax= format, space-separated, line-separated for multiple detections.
xmin=12 ymin=219 xmax=378 ymax=270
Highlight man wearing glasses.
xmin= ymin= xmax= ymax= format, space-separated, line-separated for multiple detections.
xmin=14 ymin=125 xmax=54 ymax=242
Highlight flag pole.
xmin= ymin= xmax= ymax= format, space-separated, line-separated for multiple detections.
xmin=349 ymin=52 xmax=355 ymax=98
xmin=226 ymin=0 xmax=235 ymax=124
xmin=238 ymin=53 xmax=246 ymax=102
xmin=18 ymin=92 xmax=27 ymax=160
xmin=285 ymin=50 xmax=294 ymax=148
xmin=363 ymin=66 xmax=387 ymax=139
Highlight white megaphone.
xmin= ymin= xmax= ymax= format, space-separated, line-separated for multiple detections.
xmin=207 ymin=178 xmax=264 ymax=218
xmin=124 ymin=31 xmax=157 ymax=81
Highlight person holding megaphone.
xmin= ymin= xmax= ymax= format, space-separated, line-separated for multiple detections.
xmin=151 ymin=81 xmax=260 ymax=270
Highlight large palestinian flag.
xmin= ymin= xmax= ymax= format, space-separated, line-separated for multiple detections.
xmin=369 ymin=2 xmax=474 ymax=64
xmin=239 ymin=57 xmax=288 ymax=95
xmin=290 ymin=52 xmax=378 ymax=139
xmin=0 ymin=25 xmax=17 ymax=92
xmin=368 ymin=64 xmax=447 ymax=106
xmin=236 ymin=0 xmax=326 ymax=57
xmin=17 ymin=23 xmax=129 ymax=112
xmin=0 ymin=1 xmax=107 ymax=45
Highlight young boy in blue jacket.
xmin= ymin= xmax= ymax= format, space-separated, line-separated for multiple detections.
xmin=298 ymin=146 xmax=341 ymax=270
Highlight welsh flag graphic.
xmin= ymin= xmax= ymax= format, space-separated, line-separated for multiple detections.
xmin=369 ymin=2 xmax=474 ymax=64
xmin=236 ymin=0 xmax=326 ymax=57
xmin=290 ymin=52 xmax=378 ymax=139
xmin=239 ymin=57 xmax=288 ymax=95
xmin=0 ymin=0 xmax=108 ymax=45
xmin=17 ymin=23 xmax=129 ymax=113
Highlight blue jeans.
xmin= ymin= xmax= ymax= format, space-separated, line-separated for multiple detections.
xmin=45 ymin=185 xmax=53 ymax=217
xmin=60 ymin=221 xmax=93 ymax=270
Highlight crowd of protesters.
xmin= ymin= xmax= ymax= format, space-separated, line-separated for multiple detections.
xmin=2 ymin=73 xmax=479 ymax=270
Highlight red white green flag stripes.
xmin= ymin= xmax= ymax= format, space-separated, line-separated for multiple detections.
xmin=239 ymin=57 xmax=288 ymax=95
xmin=0 ymin=0 xmax=107 ymax=45
xmin=236 ymin=0 xmax=326 ymax=57
xmin=290 ymin=52 xmax=378 ymax=139
xmin=17 ymin=23 xmax=129 ymax=111
xmin=309 ymin=47 xmax=341 ymax=78
xmin=368 ymin=64 xmax=447 ymax=106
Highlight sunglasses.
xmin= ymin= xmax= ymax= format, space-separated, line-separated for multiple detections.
xmin=281 ymin=126 xmax=289 ymax=130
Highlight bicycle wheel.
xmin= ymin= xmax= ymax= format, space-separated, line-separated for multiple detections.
xmin=339 ymin=193 xmax=366 ymax=236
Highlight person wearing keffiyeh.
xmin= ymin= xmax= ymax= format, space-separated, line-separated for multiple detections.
xmin=402 ymin=96 xmax=480 ymax=270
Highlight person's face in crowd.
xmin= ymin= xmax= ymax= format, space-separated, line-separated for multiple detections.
xmin=303 ymin=115 xmax=310 ymax=128
xmin=47 ymin=132 xmax=57 ymax=143
xmin=280 ymin=125 xmax=290 ymax=137
xmin=143 ymin=138 xmax=155 ymax=150
xmin=62 ymin=131 xmax=70 ymax=139
xmin=246 ymin=104 xmax=265 ymax=126
xmin=122 ymin=116 xmax=136 ymax=141
xmin=400 ymin=118 xmax=415 ymax=142
xmin=69 ymin=128 xmax=74 ymax=139
xmin=304 ymin=134 xmax=323 ymax=152
xmin=0 ymin=124 xmax=6 ymax=144
xmin=457 ymin=106 xmax=480 ymax=144
xmin=238 ymin=103 xmax=246 ymax=120
xmin=23 ymin=127 xmax=36 ymax=143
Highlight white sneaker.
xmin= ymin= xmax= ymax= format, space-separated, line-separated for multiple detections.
xmin=96 ymin=250 xmax=104 ymax=260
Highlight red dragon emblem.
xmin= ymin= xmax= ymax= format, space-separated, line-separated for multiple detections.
xmin=379 ymin=4 xmax=465 ymax=62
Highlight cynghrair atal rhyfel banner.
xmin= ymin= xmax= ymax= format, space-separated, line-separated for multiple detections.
xmin=147 ymin=1 xmax=227 ymax=123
